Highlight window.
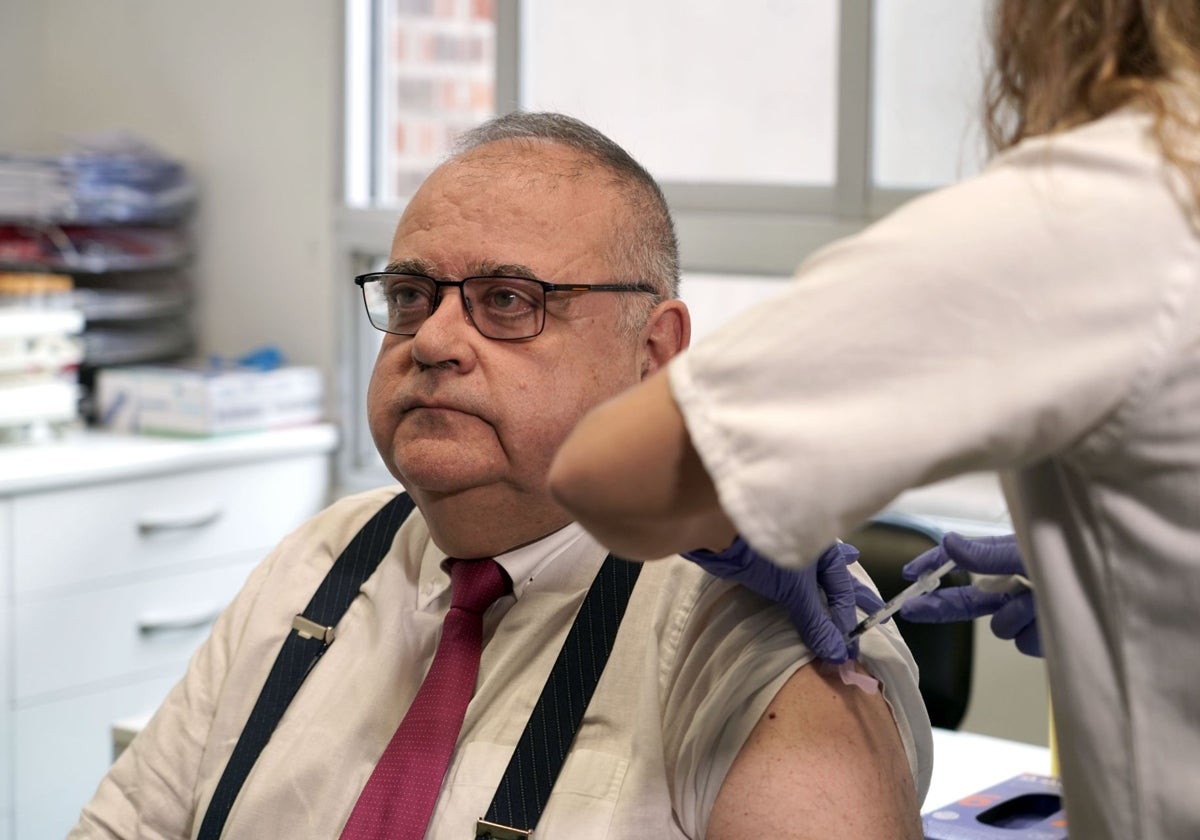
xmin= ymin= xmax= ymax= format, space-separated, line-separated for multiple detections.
xmin=337 ymin=0 xmax=992 ymax=491
xmin=871 ymin=0 xmax=991 ymax=191
xmin=522 ymin=2 xmax=839 ymax=187
xmin=347 ymin=0 xmax=497 ymax=207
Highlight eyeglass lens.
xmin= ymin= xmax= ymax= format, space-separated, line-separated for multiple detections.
xmin=363 ymin=275 xmax=546 ymax=340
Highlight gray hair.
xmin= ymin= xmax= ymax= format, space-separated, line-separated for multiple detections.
xmin=453 ymin=112 xmax=680 ymax=335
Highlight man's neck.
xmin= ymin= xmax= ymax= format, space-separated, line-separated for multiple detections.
xmin=410 ymin=485 xmax=574 ymax=559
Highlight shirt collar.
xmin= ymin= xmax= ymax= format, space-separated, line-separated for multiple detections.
xmin=416 ymin=522 xmax=594 ymax=611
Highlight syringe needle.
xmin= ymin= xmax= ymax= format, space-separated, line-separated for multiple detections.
xmin=846 ymin=559 xmax=958 ymax=641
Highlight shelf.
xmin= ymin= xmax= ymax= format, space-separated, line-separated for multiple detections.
xmin=0 ymin=154 xmax=197 ymax=226
xmin=0 ymin=423 xmax=339 ymax=495
xmin=0 ymin=225 xmax=190 ymax=274
xmin=0 ymin=309 xmax=84 ymax=339
xmin=0 ymin=338 xmax=83 ymax=374
xmin=0 ymin=380 xmax=78 ymax=427
xmin=73 ymin=287 xmax=189 ymax=322
xmin=82 ymin=322 xmax=192 ymax=367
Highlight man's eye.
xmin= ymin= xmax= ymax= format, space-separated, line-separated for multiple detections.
xmin=387 ymin=284 xmax=429 ymax=308
xmin=491 ymin=289 xmax=521 ymax=309
xmin=481 ymin=284 xmax=538 ymax=313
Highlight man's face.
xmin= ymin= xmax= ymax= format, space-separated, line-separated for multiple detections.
xmin=367 ymin=141 xmax=652 ymax=513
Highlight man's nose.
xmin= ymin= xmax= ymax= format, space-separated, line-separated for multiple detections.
xmin=423 ymin=286 xmax=474 ymax=331
xmin=410 ymin=286 xmax=477 ymax=366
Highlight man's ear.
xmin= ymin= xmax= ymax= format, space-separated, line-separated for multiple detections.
xmin=640 ymin=299 xmax=691 ymax=378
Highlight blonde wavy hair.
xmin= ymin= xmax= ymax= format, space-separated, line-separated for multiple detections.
xmin=985 ymin=0 xmax=1200 ymax=208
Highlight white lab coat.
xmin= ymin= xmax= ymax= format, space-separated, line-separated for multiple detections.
xmin=670 ymin=96 xmax=1200 ymax=839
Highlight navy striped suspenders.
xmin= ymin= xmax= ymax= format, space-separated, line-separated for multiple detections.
xmin=198 ymin=493 xmax=640 ymax=839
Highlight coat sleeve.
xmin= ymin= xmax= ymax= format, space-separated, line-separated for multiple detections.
xmin=671 ymin=125 xmax=1194 ymax=567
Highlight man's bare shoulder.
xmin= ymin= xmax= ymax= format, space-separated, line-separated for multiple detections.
xmin=707 ymin=663 xmax=923 ymax=840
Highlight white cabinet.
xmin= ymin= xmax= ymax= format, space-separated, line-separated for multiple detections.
xmin=0 ymin=502 xmax=11 ymax=840
xmin=15 ymin=673 xmax=182 ymax=840
xmin=0 ymin=424 xmax=338 ymax=839
xmin=12 ymin=455 xmax=332 ymax=595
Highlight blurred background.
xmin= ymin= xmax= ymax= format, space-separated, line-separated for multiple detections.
xmin=0 ymin=2 xmax=1048 ymax=837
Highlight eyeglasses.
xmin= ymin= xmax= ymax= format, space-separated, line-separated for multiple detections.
xmin=355 ymin=272 xmax=660 ymax=341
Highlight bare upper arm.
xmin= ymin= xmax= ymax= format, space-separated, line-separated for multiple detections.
xmin=706 ymin=662 xmax=922 ymax=840
xmin=549 ymin=368 xmax=735 ymax=558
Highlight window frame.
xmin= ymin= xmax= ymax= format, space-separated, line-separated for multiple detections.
xmin=334 ymin=0 xmax=928 ymax=493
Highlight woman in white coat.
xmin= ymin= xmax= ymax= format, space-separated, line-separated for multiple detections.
xmin=549 ymin=2 xmax=1200 ymax=838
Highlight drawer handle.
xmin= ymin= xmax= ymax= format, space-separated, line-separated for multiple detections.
xmin=137 ymin=507 xmax=223 ymax=534
xmin=138 ymin=604 xmax=225 ymax=634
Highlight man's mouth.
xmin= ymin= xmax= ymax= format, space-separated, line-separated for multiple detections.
xmin=398 ymin=395 xmax=481 ymax=420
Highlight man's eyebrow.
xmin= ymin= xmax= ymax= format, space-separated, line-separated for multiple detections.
xmin=483 ymin=263 xmax=540 ymax=280
xmin=384 ymin=257 xmax=437 ymax=275
xmin=380 ymin=259 xmax=542 ymax=281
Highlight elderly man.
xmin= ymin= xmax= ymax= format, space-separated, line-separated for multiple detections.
xmin=70 ymin=113 xmax=931 ymax=840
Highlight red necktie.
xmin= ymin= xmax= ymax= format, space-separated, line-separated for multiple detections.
xmin=340 ymin=557 xmax=511 ymax=840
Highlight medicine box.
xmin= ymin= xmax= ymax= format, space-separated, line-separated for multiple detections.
xmin=922 ymin=773 xmax=1067 ymax=839
xmin=96 ymin=362 xmax=323 ymax=436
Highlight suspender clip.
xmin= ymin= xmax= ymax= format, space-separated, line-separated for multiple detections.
xmin=291 ymin=615 xmax=335 ymax=644
xmin=475 ymin=818 xmax=532 ymax=839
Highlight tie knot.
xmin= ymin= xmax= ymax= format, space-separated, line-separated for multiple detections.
xmin=448 ymin=558 xmax=510 ymax=614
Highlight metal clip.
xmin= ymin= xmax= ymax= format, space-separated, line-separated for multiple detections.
xmin=475 ymin=819 xmax=532 ymax=839
xmin=291 ymin=615 xmax=335 ymax=644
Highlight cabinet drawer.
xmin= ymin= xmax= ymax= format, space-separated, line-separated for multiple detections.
xmin=15 ymin=559 xmax=257 ymax=700
xmin=0 ymin=501 xmax=9 ymax=824
xmin=12 ymin=453 xmax=327 ymax=595
xmin=0 ymin=497 xmax=10 ymax=590
xmin=16 ymin=671 xmax=180 ymax=840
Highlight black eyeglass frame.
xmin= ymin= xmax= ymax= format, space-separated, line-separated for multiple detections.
xmin=354 ymin=271 xmax=662 ymax=341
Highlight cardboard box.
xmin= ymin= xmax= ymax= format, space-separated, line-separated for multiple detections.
xmin=923 ymin=773 xmax=1067 ymax=839
xmin=97 ymin=363 xmax=323 ymax=436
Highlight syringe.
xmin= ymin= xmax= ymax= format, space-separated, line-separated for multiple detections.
xmin=847 ymin=559 xmax=1033 ymax=642
xmin=846 ymin=559 xmax=957 ymax=641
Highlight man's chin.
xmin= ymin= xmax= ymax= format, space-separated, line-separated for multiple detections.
xmin=389 ymin=449 xmax=503 ymax=497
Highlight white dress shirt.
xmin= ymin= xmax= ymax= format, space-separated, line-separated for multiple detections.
xmin=70 ymin=486 xmax=931 ymax=839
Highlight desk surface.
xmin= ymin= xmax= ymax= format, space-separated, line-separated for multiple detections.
xmin=0 ymin=423 xmax=339 ymax=495
xmin=926 ymin=728 xmax=1052 ymax=813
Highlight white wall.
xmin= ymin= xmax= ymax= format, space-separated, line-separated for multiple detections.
xmin=961 ymin=625 xmax=1051 ymax=746
xmin=0 ymin=4 xmax=40 ymax=149
xmin=1 ymin=0 xmax=341 ymax=387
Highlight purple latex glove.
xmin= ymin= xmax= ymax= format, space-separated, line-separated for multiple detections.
xmin=898 ymin=533 xmax=1042 ymax=657
xmin=685 ymin=536 xmax=885 ymax=663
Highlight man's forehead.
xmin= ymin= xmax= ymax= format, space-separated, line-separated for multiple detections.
xmin=434 ymin=142 xmax=613 ymax=203
xmin=454 ymin=136 xmax=593 ymax=171
xmin=405 ymin=141 xmax=609 ymax=220
xmin=391 ymin=143 xmax=622 ymax=279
